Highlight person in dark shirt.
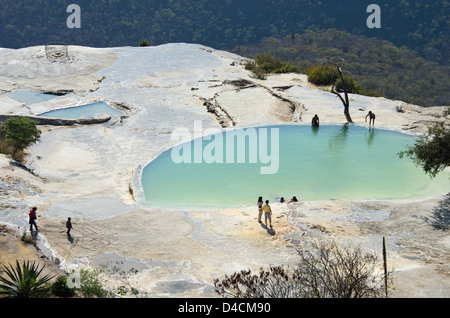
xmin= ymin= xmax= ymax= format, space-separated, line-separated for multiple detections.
xmin=66 ymin=217 xmax=73 ymax=236
xmin=311 ymin=114 xmax=320 ymax=127
xmin=29 ymin=207 xmax=38 ymax=232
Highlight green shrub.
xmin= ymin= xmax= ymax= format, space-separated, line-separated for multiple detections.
xmin=254 ymin=52 xmax=298 ymax=74
xmin=139 ymin=39 xmax=151 ymax=47
xmin=246 ymin=52 xmax=298 ymax=79
xmin=79 ymin=269 xmax=107 ymax=298
xmin=50 ymin=276 xmax=76 ymax=298
xmin=307 ymin=64 xmax=361 ymax=94
xmin=246 ymin=63 xmax=267 ymax=79
xmin=307 ymin=65 xmax=336 ymax=86
xmin=335 ymin=74 xmax=361 ymax=93
xmin=2 ymin=117 xmax=41 ymax=158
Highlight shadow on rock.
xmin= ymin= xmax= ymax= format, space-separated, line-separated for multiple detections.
xmin=429 ymin=196 xmax=450 ymax=231
xmin=260 ymin=223 xmax=275 ymax=236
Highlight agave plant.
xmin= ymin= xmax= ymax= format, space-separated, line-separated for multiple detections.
xmin=0 ymin=260 xmax=54 ymax=298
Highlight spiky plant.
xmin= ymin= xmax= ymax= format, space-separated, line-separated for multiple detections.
xmin=0 ymin=260 xmax=54 ymax=298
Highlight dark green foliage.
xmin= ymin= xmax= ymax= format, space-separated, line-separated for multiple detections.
xmin=235 ymin=29 xmax=450 ymax=106
xmin=0 ymin=1 xmax=447 ymax=66
xmin=307 ymin=64 xmax=360 ymax=94
xmin=246 ymin=53 xmax=298 ymax=79
xmin=2 ymin=117 xmax=41 ymax=157
xmin=254 ymin=53 xmax=299 ymax=74
xmin=50 ymin=276 xmax=76 ymax=298
xmin=335 ymin=74 xmax=361 ymax=94
xmin=399 ymin=120 xmax=450 ymax=178
xmin=78 ymin=269 xmax=107 ymax=298
xmin=245 ymin=62 xmax=267 ymax=80
xmin=0 ymin=1 xmax=447 ymax=106
xmin=307 ymin=65 xmax=335 ymax=86
xmin=0 ymin=260 xmax=54 ymax=298
xmin=139 ymin=39 xmax=151 ymax=47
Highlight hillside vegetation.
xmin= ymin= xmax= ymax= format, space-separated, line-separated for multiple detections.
xmin=233 ymin=29 xmax=450 ymax=107
xmin=0 ymin=0 xmax=448 ymax=66
xmin=1 ymin=1 xmax=448 ymax=106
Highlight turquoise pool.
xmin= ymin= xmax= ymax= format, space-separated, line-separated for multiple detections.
xmin=39 ymin=102 xmax=123 ymax=119
xmin=141 ymin=124 xmax=449 ymax=209
xmin=9 ymin=89 xmax=57 ymax=104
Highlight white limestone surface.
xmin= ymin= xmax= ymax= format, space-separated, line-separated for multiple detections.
xmin=0 ymin=43 xmax=448 ymax=297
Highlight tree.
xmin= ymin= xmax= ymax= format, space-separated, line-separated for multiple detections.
xmin=399 ymin=119 xmax=450 ymax=178
xmin=329 ymin=60 xmax=354 ymax=123
xmin=294 ymin=240 xmax=387 ymax=298
xmin=307 ymin=59 xmax=355 ymax=123
xmin=0 ymin=260 xmax=54 ymax=298
xmin=3 ymin=117 xmax=41 ymax=157
xmin=214 ymin=240 xmax=390 ymax=298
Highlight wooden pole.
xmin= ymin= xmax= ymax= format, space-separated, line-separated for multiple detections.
xmin=383 ymin=236 xmax=388 ymax=298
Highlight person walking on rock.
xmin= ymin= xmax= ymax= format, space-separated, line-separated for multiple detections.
xmin=29 ymin=207 xmax=38 ymax=232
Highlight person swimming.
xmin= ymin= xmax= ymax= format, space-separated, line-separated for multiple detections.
xmin=311 ymin=114 xmax=320 ymax=127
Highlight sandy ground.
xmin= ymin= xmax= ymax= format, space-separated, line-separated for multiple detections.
xmin=0 ymin=44 xmax=449 ymax=298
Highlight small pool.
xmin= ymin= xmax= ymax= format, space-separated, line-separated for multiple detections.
xmin=39 ymin=102 xmax=123 ymax=119
xmin=9 ymin=89 xmax=58 ymax=104
xmin=141 ymin=124 xmax=449 ymax=209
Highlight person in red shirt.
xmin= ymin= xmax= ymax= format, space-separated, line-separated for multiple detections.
xmin=29 ymin=207 xmax=38 ymax=232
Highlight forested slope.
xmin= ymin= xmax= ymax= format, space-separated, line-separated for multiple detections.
xmin=1 ymin=1 xmax=448 ymax=106
xmin=234 ymin=29 xmax=450 ymax=107
xmin=1 ymin=0 xmax=448 ymax=65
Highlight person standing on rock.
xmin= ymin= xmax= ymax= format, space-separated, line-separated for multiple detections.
xmin=365 ymin=111 xmax=376 ymax=128
xmin=29 ymin=207 xmax=38 ymax=232
xmin=263 ymin=200 xmax=272 ymax=228
xmin=257 ymin=196 xmax=263 ymax=223
xmin=66 ymin=217 xmax=73 ymax=236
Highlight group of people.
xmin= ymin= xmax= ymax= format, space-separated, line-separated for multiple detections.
xmin=279 ymin=196 xmax=298 ymax=203
xmin=257 ymin=197 xmax=272 ymax=227
xmin=28 ymin=207 xmax=73 ymax=237
xmin=311 ymin=111 xmax=375 ymax=127
xmin=257 ymin=196 xmax=299 ymax=228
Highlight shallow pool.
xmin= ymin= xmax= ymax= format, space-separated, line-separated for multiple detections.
xmin=141 ymin=124 xmax=449 ymax=209
xmin=39 ymin=102 xmax=123 ymax=119
xmin=9 ymin=89 xmax=58 ymax=104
